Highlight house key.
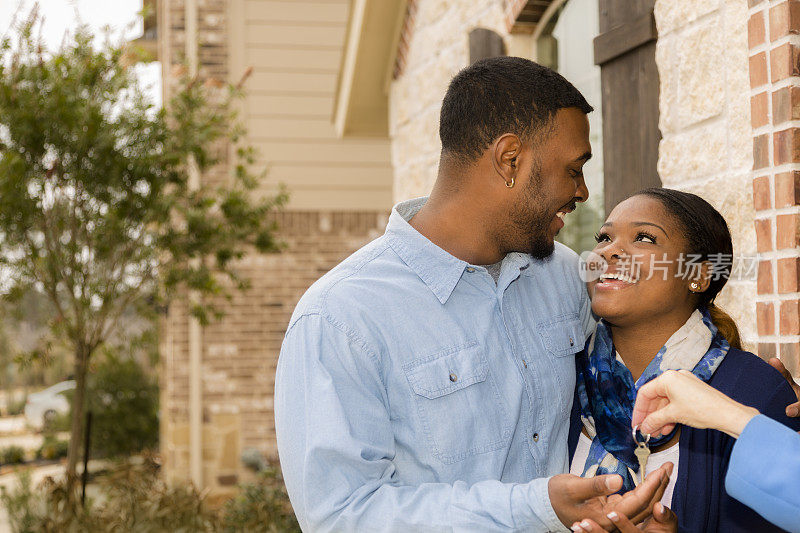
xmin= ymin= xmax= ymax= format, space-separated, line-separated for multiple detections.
xmin=633 ymin=426 xmax=651 ymax=486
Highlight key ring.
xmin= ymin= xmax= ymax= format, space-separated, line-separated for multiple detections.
xmin=632 ymin=425 xmax=651 ymax=445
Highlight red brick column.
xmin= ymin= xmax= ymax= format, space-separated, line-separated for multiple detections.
xmin=749 ymin=0 xmax=800 ymax=374
xmin=505 ymin=0 xmax=531 ymax=30
xmin=392 ymin=0 xmax=418 ymax=80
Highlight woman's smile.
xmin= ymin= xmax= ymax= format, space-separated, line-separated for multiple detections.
xmin=594 ymin=269 xmax=638 ymax=290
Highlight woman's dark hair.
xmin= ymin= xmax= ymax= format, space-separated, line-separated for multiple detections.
xmin=634 ymin=187 xmax=741 ymax=349
xmin=439 ymin=56 xmax=593 ymax=165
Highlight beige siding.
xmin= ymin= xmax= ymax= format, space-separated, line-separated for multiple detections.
xmin=245 ymin=1 xmax=350 ymax=23
xmin=231 ymin=0 xmax=393 ymax=210
xmin=246 ymin=94 xmax=334 ymax=117
xmin=249 ymin=70 xmax=338 ymax=92
xmin=244 ymin=48 xmax=342 ymax=70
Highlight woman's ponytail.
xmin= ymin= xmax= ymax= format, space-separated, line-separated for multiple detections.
xmin=707 ymin=302 xmax=741 ymax=350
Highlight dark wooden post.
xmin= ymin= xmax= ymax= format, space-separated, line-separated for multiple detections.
xmin=594 ymin=0 xmax=661 ymax=213
xmin=469 ymin=28 xmax=505 ymax=64
xmin=81 ymin=410 xmax=92 ymax=506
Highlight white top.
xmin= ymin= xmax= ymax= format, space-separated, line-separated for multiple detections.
xmin=569 ymin=433 xmax=679 ymax=508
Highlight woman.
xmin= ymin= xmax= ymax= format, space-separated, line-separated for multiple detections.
xmin=567 ymin=188 xmax=800 ymax=532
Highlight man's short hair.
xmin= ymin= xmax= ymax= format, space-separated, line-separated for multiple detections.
xmin=439 ymin=56 xmax=593 ymax=164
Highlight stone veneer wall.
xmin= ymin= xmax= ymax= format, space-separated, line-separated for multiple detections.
xmin=748 ymin=0 xmax=800 ymax=374
xmin=389 ymin=0 xmax=509 ymax=201
xmin=653 ymin=0 xmax=759 ymax=351
xmin=159 ymin=0 xmax=388 ymax=490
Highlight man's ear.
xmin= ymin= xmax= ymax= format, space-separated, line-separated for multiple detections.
xmin=491 ymin=134 xmax=522 ymax=187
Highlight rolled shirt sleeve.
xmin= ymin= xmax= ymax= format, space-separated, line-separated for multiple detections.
xmin=275 ymin=313 xmax=567 ymax=532
xmin=725 ymin=414 xmax=800 ymax=533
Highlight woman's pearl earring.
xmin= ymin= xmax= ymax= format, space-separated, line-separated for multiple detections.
xmin=690 ymin=282 xmax=700 ymax=291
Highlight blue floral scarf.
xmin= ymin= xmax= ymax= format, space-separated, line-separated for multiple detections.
xmin=575 ymin=307 xmax=729 ymax=491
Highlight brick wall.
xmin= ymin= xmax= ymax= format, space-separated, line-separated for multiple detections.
xmin=393 ymin=0 xmax=418 ymax=80
xmin=749 ymin=0 xmax=800 ymax=375
xmin=158 ymin=0 xmax=389 ymax=490
xmin=161 ymin=211 xmax=385 ymax=487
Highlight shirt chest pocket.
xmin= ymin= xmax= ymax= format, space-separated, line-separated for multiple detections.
xmin=536 ymin=314 xmax=582 ymax=417
xmin=537 ymin=314 xmax=585 ymax=357
xmin=403 ymin=342 xmax=512 ymax=465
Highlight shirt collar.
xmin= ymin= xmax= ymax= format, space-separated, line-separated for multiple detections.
xmin=385 ymin=197 xmax=531 ymax=304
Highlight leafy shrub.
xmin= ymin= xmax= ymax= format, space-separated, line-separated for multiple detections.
xmin=36 ymin=436 xmax=69 ymax=460
xmin=1 ymin=445 xmax=26 ymax=464
xmin=1 ymin=454 xmax=218 ymax=532
xmin=0 ymin=455 xmax=301 ymax=532
xmin=89 ymin=456 xmax=218 ymax=531
xmin=0 ymin=471 xmax=40 ymax=532
xmin=84 ymin=354 xmax=159 ymax=458
xmin=220 ymin=466 xmax=301 ymax=533
xmin=44 ymin=410 xmax=70 ymax=433
xmin=5 ymin=395 xmax=26 ymax=416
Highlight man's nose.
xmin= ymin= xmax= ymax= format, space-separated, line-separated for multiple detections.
xmin=574 ymin=175 xmax=589 ymax=203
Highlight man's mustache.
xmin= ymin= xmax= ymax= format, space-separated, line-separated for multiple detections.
xmin=559 ymin=199 xmax=579 ymax=212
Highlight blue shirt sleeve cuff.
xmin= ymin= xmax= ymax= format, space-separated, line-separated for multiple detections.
xmin=523 ymin=477 xmax=570 ymax=532
xmin=729 ymin=414 xmax=787 ymax=474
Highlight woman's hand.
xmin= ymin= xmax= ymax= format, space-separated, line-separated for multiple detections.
xmin=632 ymin=370 xmax=759 ymax=438
xmin=571 ymin=503 xmax=677 ymax=532
xmin=768 ymin=358 xmax=800 ymax=417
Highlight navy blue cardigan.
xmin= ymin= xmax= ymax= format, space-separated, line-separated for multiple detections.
xmin=568 ymin=348 xmax=800 ymax=533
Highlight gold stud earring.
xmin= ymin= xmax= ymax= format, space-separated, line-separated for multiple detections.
xmin=690 ymin=282 xmax=700 ymax=291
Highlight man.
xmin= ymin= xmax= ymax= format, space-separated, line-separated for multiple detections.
xmin=275 ymin=57 xmax=670 ymax=532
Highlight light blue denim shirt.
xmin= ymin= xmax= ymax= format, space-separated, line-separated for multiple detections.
xmin=275 ymin=197 xmax=594 ymax=532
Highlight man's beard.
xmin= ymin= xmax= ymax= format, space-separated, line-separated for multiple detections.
xmin=508 ymin=160 xmax=555 ymax=260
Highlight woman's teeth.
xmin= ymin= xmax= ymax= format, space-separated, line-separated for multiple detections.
xmin=599 ymin=272 xmax=637 ymax=284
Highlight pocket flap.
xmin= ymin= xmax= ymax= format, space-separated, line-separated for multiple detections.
xmin=404 ymin=343 xmax=489 ymax=399
xmin=537 ymin=315 xmax=584 ymax=357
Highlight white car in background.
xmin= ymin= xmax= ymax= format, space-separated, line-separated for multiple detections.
xmin=24 ymin=380 xmax=75 ymax=431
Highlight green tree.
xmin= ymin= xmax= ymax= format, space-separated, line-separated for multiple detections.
xmin=0 ymin=11 xmax=286 ymax=492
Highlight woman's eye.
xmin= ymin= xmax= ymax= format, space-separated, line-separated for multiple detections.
xmin=594 ymin=232 xmax=610 ymax=243
xmin=635 ymin=232 xmax=657 ymax=244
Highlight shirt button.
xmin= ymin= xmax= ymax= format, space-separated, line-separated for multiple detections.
xmin=465 ymin=267 xmax=475 ymax=273
xmin=449 ymin=373 xmax=458 ymax=382
xmin=532 ymin=433 xmax=539 ymax=442
xmin=569 ymin=337 xmax=574 ymax=347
